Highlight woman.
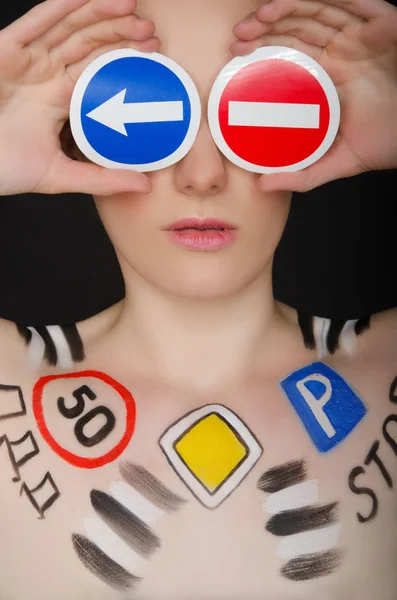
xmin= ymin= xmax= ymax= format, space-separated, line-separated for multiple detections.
xmin=0 ymin=0 xmax=396 ymax=598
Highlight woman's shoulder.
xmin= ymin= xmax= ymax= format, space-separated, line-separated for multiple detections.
xmin=0 ymin=302 xmax=123 ymax=374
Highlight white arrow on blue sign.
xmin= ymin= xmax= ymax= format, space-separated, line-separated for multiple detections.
xmin=70 ymin=49 xmax=201 ymax=172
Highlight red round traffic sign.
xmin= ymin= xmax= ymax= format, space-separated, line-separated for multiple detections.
xmin=33 ymin=371 xmax=136 ymax=469
xmin=208 ymin=47 xmax=340 ymax=173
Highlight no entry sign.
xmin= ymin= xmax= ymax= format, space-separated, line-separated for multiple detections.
xmin=208 ymin=47 xmax=340 ymax=173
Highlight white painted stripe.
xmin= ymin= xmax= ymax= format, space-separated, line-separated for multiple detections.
xmin=27 ymin=327 xmax=46 ymax=369
xmin=229 ymin=101 xmax=320 ymax=129
xmin=276 ymin=522 xmax=340 ymax=560
xmin=46 ymin=325 xmax=73 ymax=369
xmin=84 ymin=517 xmax=147 ymax=576
xmin=313 ymin=317 xmax=331 ymax=359
xmin=110 ymin=481 xmax=165 ymax=525
xmin=263 ymin=480 xmax=319 ymax=515
xmin=340 ymin=319 xmax=359 ymax=356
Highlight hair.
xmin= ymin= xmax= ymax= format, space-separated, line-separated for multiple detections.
xmin=60 ymin=120 xmax=88 ymax=162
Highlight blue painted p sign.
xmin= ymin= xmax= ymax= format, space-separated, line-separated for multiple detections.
xmin=280 ymin=363 xmax=367 ymax=453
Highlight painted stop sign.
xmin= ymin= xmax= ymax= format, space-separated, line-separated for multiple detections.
xmin=208 ymin=47 xmax=340 ymax=173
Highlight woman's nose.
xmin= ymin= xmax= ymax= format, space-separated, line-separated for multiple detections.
xmin=174 ymin=124 xmax=228 ymax=197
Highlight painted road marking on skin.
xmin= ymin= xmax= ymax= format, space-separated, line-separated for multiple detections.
xmin=258 ymin=460 xmax=307 ymax=494
xmin=72 ymin=533 xmax=140 ymax=592
xmin=159 ymin=404 xmax=263 ymax=508
xmin=110 ymin=481 xmax=165 ymax=524
xmin=280 ymin=362 xmax=367 ymax=452
xmin=84 ymin=517 xmax=147 ymax=576
xmin=74 ymin=466 xmax=186 ymax=591
xmin=46 ymin=325 xmax=74 ymax=369
xmin=27 ymin=327 xmax=46 ymax=369
xmin=313 ymin=317 xmax=331 ymax=359
xmin=258 ymin=460 xmax=342 ymax=581
xmin=266 ymin=503 xmax=338 ymax=537
xmin=276 ymin=522 xmax=341 ymax=560
xmin=119 ymin=462 xmax=187 ymax=512
xmin=263 ymin=480 xmax=319 ymax=514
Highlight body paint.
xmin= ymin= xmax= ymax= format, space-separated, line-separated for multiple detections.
xmin=281 ymin=550 xmax=342 ymax=582
xmin=259 ymin=460 xmax=342 ymax=581
xmin=119 ymin=462 xmax=186 ymax=513
xmin=0 ymin=381 xmax=61 ymax=518
xmin=159 ymin=404 xmax=263 ymax=508
xmin=0 ymin=430 xmax=40 ymax=482
xmin=275 ymin=522 xmax=341 ymax=560
xmin=90 ymin=490 xmax=161 ymax=558
xmin=280 ymin=362 xmax=367 ymax=452
xmin=297 ymin=313 xmax=371 ymax=356
xmin=72 ymin=534 xmax=140 ymax=592
xmin=258 ymin=460 xmax=306 ymax=494
xmin=266 ymin=502 xmax=338 ymax=537
xmin=33 ymin=371 xmax=136 ymax=469
xmin=83 ymin=516 xmax=147 ymax=576
xmin=20 ymin=472 xmax=61 ymax=519
xmin=17 ymin=323 xmax=85 ymax=368
xmin=348 ymin=375 xmax=397 ymax=523
xmin=73 ymin=462 xmax=186 ymax=590
xmin=263 ymin=480 xmax=319 ymax=514
xmin=0 ymin=384 xmax=26 ymax=420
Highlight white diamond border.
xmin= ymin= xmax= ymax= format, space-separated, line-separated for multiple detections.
xmin=159 ymin=404 xmax=263 ymax=509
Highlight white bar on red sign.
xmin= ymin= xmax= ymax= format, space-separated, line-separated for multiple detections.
xmin=228 ymin=101 xmax=320 ymax=129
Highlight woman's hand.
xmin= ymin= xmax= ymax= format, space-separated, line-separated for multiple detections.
xmin=0 ymin=0 xmax=160 ymax=197
xmin=232 ymin=0 xmax=397 ymax=192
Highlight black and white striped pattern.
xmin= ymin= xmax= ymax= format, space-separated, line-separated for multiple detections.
xmin=258 ymin=460 xmax=343 ymax=582
xmin=73 ymin=462 xmax=186 ymax=591
xmin=297 ymin=312 xmax=371 ymax=358
xmin=17 ymin=324 xmax=85 ymax=368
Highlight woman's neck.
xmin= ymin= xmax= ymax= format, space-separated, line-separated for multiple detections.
xmin=104 ymin=266 xmax=295 ymax=391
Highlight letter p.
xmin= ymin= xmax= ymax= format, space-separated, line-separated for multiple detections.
xmin=280 ymin=363 xmax=367 ymax=452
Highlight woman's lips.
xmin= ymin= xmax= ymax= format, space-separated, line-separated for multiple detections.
xmin=164 ymin=218 xmax=238 ymax=251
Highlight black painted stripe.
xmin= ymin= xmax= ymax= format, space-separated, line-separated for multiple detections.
xmin=16 ymin=324 xmax=32 ymax=345
xmin=281 ymin=549 xmax=343 ymax=581
xmin=257 ymin=461 xmax=307 ymax=494
xmin=326 ymin=320 xmax=346 ymax=355
xmin=61 ymin=324 xmax=85 ymax=363
xmin=297 ymin=312 xmax=315 ymax=351
xmin=355 ymin=316 xmax=371 ymax=337
xmin=120 ymin=461 xmax=187 ymax=513
xmin=90 ymin=490 xmax=161 ymax=558
xmin=266 ymin=502 xmax=338 ymax=537
xmin=34 ymin=326 xmax=58 ymax=366
xmin=72 ymin=533 xmax=140 ymax=591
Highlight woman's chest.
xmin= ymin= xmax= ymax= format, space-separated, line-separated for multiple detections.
xmin=1 ymin=360 xmax=397 ymax=600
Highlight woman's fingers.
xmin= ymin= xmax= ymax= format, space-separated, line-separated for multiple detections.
xmin=234 ymin=0 xmax=364 ymax=42
xmin=258 ymin=138 xmax=365 ymax=192
xmin=0 ymin=0 xmax=91 ymax=46
xmin=66 ymin=37 xmax=161 ymax=81
xmin=39 ymin=150 xmax=152 ymax=196
xmin=231 ymin=34 xmax=321 ymax=57
xmin=38 ymin=0 xmax=140 ymax=49
xmin=52 ymin=15 xmax=157 ymax=66
xmin=235 ymin=16 xmax=339 ymax=47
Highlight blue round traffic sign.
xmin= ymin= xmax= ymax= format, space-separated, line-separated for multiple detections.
xmin=70 ymin=50 xmax=201 ymax=172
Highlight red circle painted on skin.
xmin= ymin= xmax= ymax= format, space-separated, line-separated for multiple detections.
xmin=218 ymin=59 xmax=330 ymax=168
xmin=32 ymin=370 xmax=136 ymax=469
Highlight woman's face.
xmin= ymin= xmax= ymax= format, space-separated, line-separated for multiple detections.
xmin=95 ymin=0 xmax=292 ymax=301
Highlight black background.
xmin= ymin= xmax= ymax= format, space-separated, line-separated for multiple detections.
xmin=1 ymin=1 xmax=396 ymax=325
